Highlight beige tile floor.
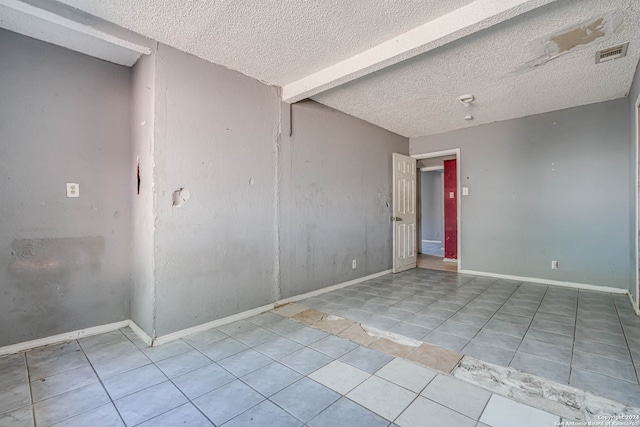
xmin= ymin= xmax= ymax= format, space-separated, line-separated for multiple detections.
xmin=417 ymin=254 xmax=457 ymax=272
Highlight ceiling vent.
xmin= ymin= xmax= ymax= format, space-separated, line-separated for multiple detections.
xmin=595 ymin=43 xmax=628 ymax=64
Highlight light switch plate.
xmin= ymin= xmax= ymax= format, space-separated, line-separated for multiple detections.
xmin=66 ymin=183 xmax=80 ymax=198
xmin=462 ymin=187 xmax=469 ymax=196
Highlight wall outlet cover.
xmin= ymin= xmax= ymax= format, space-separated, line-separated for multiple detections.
xmin=66 ymin=183 xmax=79 ymax=198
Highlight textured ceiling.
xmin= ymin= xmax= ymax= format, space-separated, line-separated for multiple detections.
xmin=51 ymin=0 xmax=640 ymax=137
xmin=313 ymin=0 xmax=640 ymax=137
xmin=54 ymin=0 xmax=475 ymax=86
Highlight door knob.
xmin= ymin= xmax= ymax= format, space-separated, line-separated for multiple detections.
xmin=391 ymin=216 xmax=402 ymax=221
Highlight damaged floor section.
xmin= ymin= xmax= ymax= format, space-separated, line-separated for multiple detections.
xmin=1 ymin=316 xmax=564 ymax=427
xmin=282 ymin=303 xmax=640 ymax=424
xmin=300 ymin=268 xmax=640 ymax=407
xmin=1 ymin=268 xmax=640 ymax=426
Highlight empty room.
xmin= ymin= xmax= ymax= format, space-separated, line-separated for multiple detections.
xmin=1 ymin=0 xmax=640 ymax=426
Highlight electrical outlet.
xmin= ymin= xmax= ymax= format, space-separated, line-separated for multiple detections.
xmin=352 ymin=259 xmax=357 ymax=269
xmin=66 ymin=183 xmax=79 ymax=198
xmin=551 ymin=260 xmax=559 ymax=270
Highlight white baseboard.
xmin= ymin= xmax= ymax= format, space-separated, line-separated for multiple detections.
xmin=277 ymin=269 xmax=393 ymax=305
xmin=0 ymin=320 xmax=129 ymax=357
xmin=0 ymin=270 xmax=394 ymax=352
xmin=152 ymin=303 xmax=275 ymax=346
xmin=628 ymin=293 xmax=640 ymax=316
xmin=128 ymin=320 xmax=154 ymax=346
xmin=152 ymin=269 xmax=393 ymax=346
xmin=460 ymin=269 xmax=629 ymax=294
xmin=443 ymin=258 xmax=458 ymax=263
xmin=422 ymin=240 xmax=442 ymax=244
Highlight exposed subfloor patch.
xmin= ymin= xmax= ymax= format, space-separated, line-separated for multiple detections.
xmin=299 ymin=267 xmax=640 ymax=407
xmin=455 ymin=357 xmax=640 ymax=424
xmin=1 ymin=315 xmax=564 ymax=426
xmin=281 ymin=302 xmax=640 ymax=424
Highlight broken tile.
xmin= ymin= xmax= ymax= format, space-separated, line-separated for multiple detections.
xmin=292 ymin=309 xmax=329 ymax=325
xmin=338 ymin=323 xmax=377 ymax=346
xmin=313 ymin=317 xmax=355 ymax=335
xmin=271 ymin=302 xmax=308 ymax=317
xmin=407 ymin=343 xmax=463 ymax=373
xmin=369 ymin=338 xmax=415 ymax=358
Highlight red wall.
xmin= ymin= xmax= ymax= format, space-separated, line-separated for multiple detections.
xmin=443 ymin=159 xmax=457 ymax=259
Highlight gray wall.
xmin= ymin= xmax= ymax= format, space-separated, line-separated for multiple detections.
xmin=420 ymin=171 xmax=443 ymax=243
xmin=629 ymin=62 xmax=640 ymax=302
xmin=151 ymin=44 xmax=281 ymax=336
xmin=411 ymin=99 xmax=632 ymax=290
xmin=279 ymin=101 xmax=409 ymax=297
xmin=0 ymin=29 xmax=132 ymax=346
xmin=130 ymin=48 xmax=157 ymax=337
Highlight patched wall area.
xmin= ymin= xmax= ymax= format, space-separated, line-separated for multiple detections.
xmin=151 ymin=44 xmax=281 ymax=336
xmin=0 ymin=29 xmax=132 ymax=346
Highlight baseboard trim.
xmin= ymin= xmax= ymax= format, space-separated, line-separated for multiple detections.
xmin=277 ymin=269 xmax=393 ymax=306
xmin=128 ymin=320 xmax=154 ymax=346
xmin=443 ymin=258 xmax=458 ymax=263
xmin=460 ymin=269 xmax=628 ymax=294
xmin=152 ymin=303 xmax=275 ymax=346
xmin=628 ymin=293 xmax=640 ymax=316
xmin=153 ymin=269 xmax=392 ymax=346
xmin=0 ymin=270 xmax=394 ymax=352
xmin=422 ymin=240 xmax=442 ymax=244
xmin=0 ymin=320 xmax=129 ymax=357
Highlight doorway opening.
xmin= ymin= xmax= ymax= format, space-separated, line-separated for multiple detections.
xmin=413 ymin=149 xmax=461 ymax=273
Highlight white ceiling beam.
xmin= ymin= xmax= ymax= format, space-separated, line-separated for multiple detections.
xmin=282 ymin=0 xmax=558 ymax=103
xmin=0 ymin=0 xmax=152 ymax=66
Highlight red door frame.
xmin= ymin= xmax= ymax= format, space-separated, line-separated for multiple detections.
xmin=443 ymin=159 xmax=457 ymax=259
xmin=412 ymin=149 xmax=461 ymax=271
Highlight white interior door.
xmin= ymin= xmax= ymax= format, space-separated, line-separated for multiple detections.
xmin=393 ymin=153 xmax=417 ymax=273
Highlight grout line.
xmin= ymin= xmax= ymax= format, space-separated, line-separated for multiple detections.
xmin=506 ymin=284 xmax=550 ymax=368
xmin=24 ymin=352 xmax=37 ymax=427
xmin=567 ymin=290 xmax=581 ymax=387
xmin=611 ymin=292 xmax=640 ymax=385
xmin=78 ymin=333 xmax=129 ymax=427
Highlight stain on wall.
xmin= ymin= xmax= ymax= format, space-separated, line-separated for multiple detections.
xmin=9 ymin=237 xmax=104 ymax=282
xmin=0 ymin=29 xmax=131 ymax=347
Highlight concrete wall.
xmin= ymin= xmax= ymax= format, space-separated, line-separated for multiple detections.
xmin=411 ymin=99 xmax=632 ymax=290
xmin=0 ymin=29 xmax=132 ymax=346
xmin=151 ymin=44 xmax=281 ymax=336
xmin=420 ymin=171 xmax=443 ymax=243
xmin=629 ymin=62 xmax=640 ymax=303
xmin=130 ymin=48 xmax=157 ymax=337
xmin=279 ymin=101 xmax=409 ymax=297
